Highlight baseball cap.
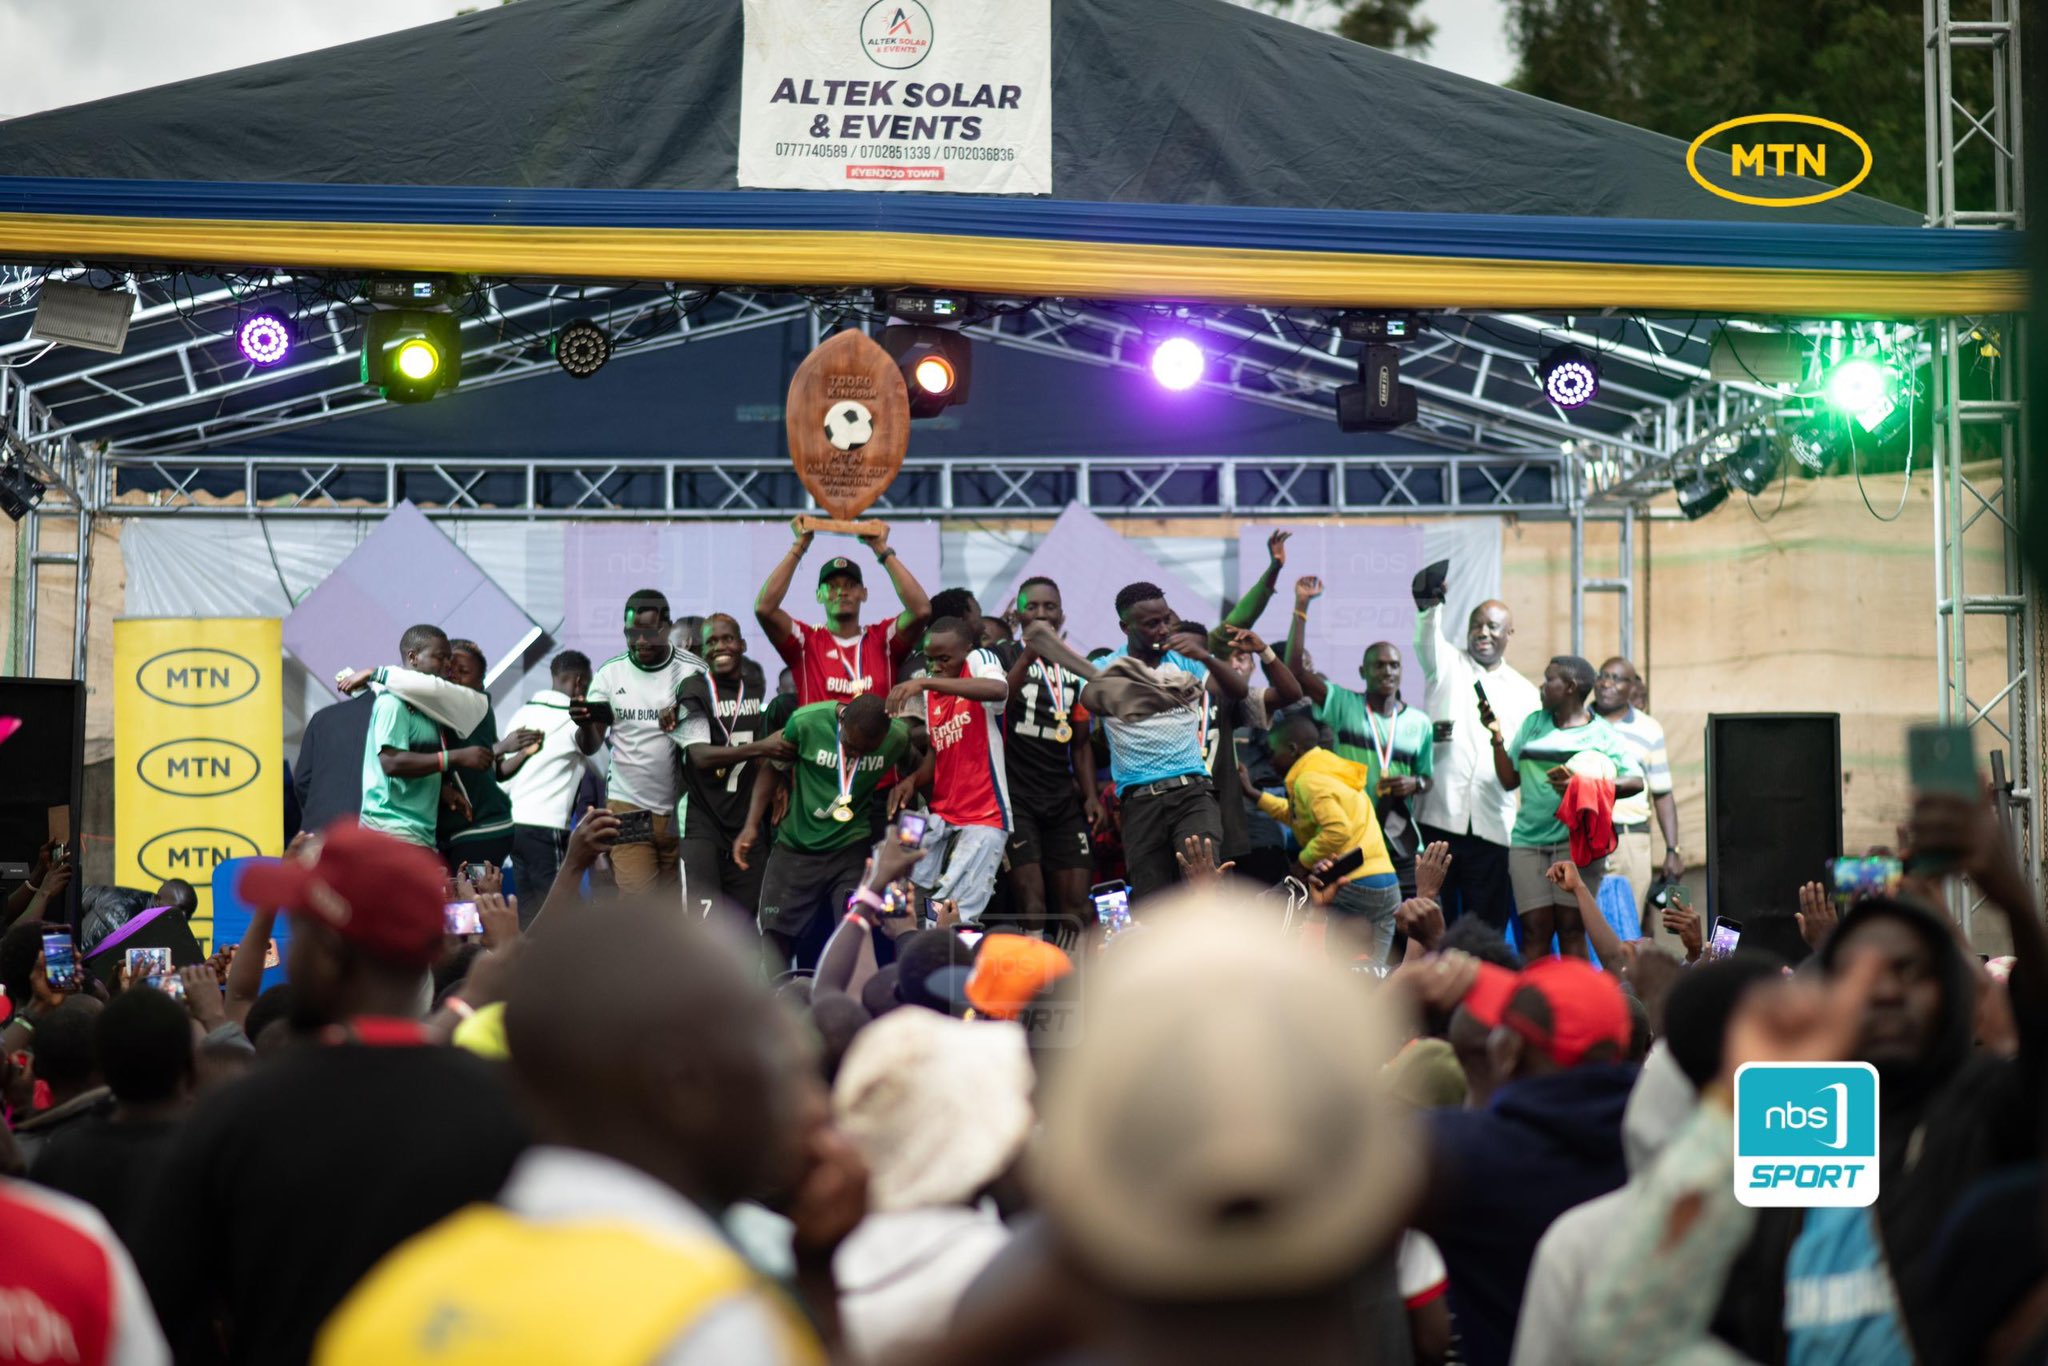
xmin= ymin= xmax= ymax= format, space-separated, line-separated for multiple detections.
xmin=236 ymin=821 xmax=446 ymax=969
xmin=818 ymin=557 xmax=863 ymax=587
xmin=1461 ymin=957 xmax=1630 ymax=1067
xmin=964 ymin=934 xmax=1073 ymax=1021
xmin=1033 ymin=892 xmax=1416 ymax=1299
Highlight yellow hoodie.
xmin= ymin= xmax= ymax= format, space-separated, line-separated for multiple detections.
xmin=1256 ymin=746 xmax=1396 ymax=881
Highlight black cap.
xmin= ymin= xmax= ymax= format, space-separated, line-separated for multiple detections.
xmin=819 ymin=557 xmax=864 ymax=587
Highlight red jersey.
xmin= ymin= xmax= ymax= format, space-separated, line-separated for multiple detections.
xmin=923 ymin=649 xmax=1012 ymax=830
xmin=777 ymin=619 xmax=909 ymax=707
xmin=0 ymin=1179 xmax=154 ymax=1366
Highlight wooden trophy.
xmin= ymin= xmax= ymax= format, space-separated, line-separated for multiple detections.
xmin=785 ymin=329 xmax=910 ymax=537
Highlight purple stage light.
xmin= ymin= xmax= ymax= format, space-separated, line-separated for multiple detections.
xmin=1150 ymin=336 xmax=1205 ymax=391
xmin=238 ymin=313 xmax=292 ymax=366
xmin=1538 ymin=346 xmax=1599 ymax=409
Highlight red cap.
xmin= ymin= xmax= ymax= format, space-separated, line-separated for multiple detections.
xmin=237 ymin=821 xmax=445 ymax=968
xmin=1461 ymin=957 xmax=1631 ymax=1067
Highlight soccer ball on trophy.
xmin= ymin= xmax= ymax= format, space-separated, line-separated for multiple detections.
xmin=822 ymin=402 xmax=875 ymax=452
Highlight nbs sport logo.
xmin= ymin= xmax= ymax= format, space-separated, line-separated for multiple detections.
xmin=1734 ymin=1062 xmax=1879 ymax=1208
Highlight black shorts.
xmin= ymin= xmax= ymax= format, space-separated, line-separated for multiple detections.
xmin=757 ymin=842 xmax=868 ymax=939
xmin=1008 ymin=796 xmax=1093 ymax=872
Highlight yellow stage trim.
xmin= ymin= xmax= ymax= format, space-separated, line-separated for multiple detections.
xmin=0 ymin=213 xmax=2023 ymax=316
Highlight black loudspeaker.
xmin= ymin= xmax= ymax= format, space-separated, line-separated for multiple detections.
xmin=1706 ymin=713 xmax=1843 ymax=964
xmin=0 ymin=678 xmax=85 ymax=929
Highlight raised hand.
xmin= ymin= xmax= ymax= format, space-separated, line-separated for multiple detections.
xmin=1294 ymin=575 xmax=1324 ymax=607
xmin=1396 ymin=897 xmax=1445 ymax=951
xmin=477 ymin=891 xmax=520 ymax=948
xmin=788 ymin=515 xmax=816 ymax=554
xmin=1176 ymin=834 xmax=1235 ymax=884
xmin=1415 ymin=841 xmax=1452 ymax=900
xmin=1544 ymin=860 xmax=1584 ymax=896
xmin=1789 ymin=883 xmax=1833 ymax=952
xmin=1266 ymin=528 xmax=1291 ymax=567
xmin=1226 ymin=627 xmax=1267 ymax=656
xmin=1661 ymin=893 xmax=1703 ymax=961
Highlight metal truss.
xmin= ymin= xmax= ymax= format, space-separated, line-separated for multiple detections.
xmin=1 ymin=365 xmax=98 ymax=680
xmin=98 ymin=449 xmax=1567 ymax=518
xmin=1926 ymin=0 xmax=2035 ymax=918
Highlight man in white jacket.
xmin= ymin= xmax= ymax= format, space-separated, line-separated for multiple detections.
xmin=337 ymin=626 xmax=492 ymax=852
xmin=1411 ymin=562 xmax=1538 ymax=930
xmin=504 ymin=650 xmax=595 ymax=919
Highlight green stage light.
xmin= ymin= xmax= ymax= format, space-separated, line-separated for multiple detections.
xmin=361 ymin=310 xmax=462 ymax=403
xmin=1824 ymin=356 xmax=1895 ymax=417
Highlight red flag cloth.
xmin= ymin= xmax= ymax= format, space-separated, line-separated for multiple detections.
xmin=1556 ymin=772 xmax=1618 ymax=867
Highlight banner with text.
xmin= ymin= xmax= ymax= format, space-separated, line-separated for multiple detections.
xmin=740 ymin=0 xmax=1052 ymax=194
xmin=114 ymin=618 xmax=284 ymax=950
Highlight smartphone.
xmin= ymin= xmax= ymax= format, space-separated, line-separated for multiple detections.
xmin=614 ymin=809 xmax=655 ymax=845
xmin=577 ymin=697 xmax=616 ymax=726
xmin=460 ymin=862 xmax=495 ymax=886
xmin=894 ymin=810 xmax=928 ymax=848
xmin=1908 ymin=723 xmax=1977 ymax=797
xmin=1829 ymin=856 xmax=1902 ymax=903
xmin=1090 ymin=880 xmax=1132 ymax=939
xmin=1706 ymin=916 xmax=1742 ymax=960
xmin=1316 ymin=846 xmax=1367 ymax=884
xmin=126 ymin=947 xmax=172 ymax=982
xmin=1472 ymin=679 xmax=1496 ymax=725
xmin=147 ymin=972 xmax=186 ymax=1001
xmin=443 ymin=901 xmax=483 ymax=936
xmin=41 ymin=931 xmax=80 ymax=992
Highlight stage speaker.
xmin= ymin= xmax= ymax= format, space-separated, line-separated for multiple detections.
xmin=1706 ymin=713 xmax=1842 ymax=964
xmin=0 ymin=678 xmax=85 ymax=928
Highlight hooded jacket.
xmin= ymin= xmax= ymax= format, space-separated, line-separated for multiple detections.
xmin=1421 ymin=1062 xmax=1638 ymax=1366
xmin=1711 ymin=895 xmax=2048 ymax=1361
xmin=1254 ymin=746 xmax=1395 ymax=880
xmin=1509 ymin=1045 xmax=1695 ymax=1366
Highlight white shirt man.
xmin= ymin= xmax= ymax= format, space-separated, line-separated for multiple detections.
xmin=1412 ymin=597 xmax=1538 ymax=928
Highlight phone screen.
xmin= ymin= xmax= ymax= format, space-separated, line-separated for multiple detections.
xmin=148 ymin=972 xmax=186 ymax=1001
xmin=444 ymin=902 xmax=483 ymax=936
xmin=127 ymin=947 xmax=172 ymax=980
xmin=42 ymin=932 xmax=80 ymax=991
xmin=1091 ymin=882 xmax=1132 ymax=938
xmin=1829 ymin=856 xmax=1902 ymax=902
xmin=1707 ymin=917 xmax=1742 ymax=960
xmin=896 ymin=811 xmax=928 ymax=847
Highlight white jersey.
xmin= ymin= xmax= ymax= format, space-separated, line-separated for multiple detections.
xmin=589 ymin=648 xmax=712 ymax=812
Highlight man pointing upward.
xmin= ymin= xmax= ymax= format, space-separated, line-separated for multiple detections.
xmin=1411 ymin=565 xmax=1538 ymax=930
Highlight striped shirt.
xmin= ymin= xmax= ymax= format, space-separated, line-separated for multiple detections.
xmin=1601 ymin=706 xmax=1673 ymax=826
xmin=1102 ymin=647 xmax=1210 ymax=793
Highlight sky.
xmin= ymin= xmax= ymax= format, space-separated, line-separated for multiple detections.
xmin=0 ymin=0 xmax=1514 ymax=122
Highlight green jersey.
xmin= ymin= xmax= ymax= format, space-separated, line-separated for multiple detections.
xmin=776 ymin=702 xmax=913 ymax=854
xmin=440 ymin=708 xmax=513 ymax=850
xmin=1504 ymin=711 xmax=1641 ymax=847
xmin=1313 ymin=685 xmax=1435 ymax=794
xmin=359 ymin=692 xmax=444 ymax=848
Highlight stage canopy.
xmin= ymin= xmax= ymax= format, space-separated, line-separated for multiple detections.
xmin=0 ymin=0 xmax=2022 ymax=316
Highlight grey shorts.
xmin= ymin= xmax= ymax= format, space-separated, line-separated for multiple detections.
xmin=1509 ymin=842 xmax=1606 ymax=915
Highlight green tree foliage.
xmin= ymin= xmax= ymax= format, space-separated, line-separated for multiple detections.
xmin=1237 ymin=0 xmax=1437 ymax=57
xmin=1503 ymin=0 xmax=1994 ymax=211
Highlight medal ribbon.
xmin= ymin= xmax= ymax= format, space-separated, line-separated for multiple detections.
xmin=1364 ymin=703 xmax=1397 ymax=777
xmin=830 ymin=634 xmax=866 ymax=695
xmin=712 ymin=677 xmax=747 ymax=745
xmin=1034 ymin=660 xmax=1070 ymax=721
xmin=833 ymin=715 xmax=855 ymax=808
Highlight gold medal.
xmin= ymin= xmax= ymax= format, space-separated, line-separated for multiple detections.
xmin=1053 ymin=719 xmax=1074 ymax=744
xmin=831 ymin=799 xmax=855 ymax=823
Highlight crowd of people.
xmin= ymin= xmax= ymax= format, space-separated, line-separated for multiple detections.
xmin=291 ymin=521 xmax=1692 ymax=970
xmin=3 ymin=518 xmax=2044 ymax=1365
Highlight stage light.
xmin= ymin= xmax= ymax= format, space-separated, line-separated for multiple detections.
xmin=880 ymin=324 xmax=972 ymax=418
xmin=1724 ymin=435 xmax=1781 ymax=495
xmin=1786 ymin=419 xmax=1843 ymax=472
xmin=395 ymin=339 xmax=441 ymax=381
xmin=551 ymin=319 xmax=611 ymax=379
xmin=911 ymin=354 xmax=956 ymax=397
xmin=0 ymin=459 xmax=47 ymax=523
xmin=236 ymin=313 xmax=292 ymax=367
xmin=1674 ymin=466 xmax=1729 ymax=520
xmin=361 ymin=310 xmax=462 ymax=404
xmin=1823 ymin=355 xmax=1895 ymax=416
xmin=1150 ymin=337 xmax=1205 ymax=391
xmin=1336 ymin=343 xmax=1418 ymax=432
xmin=1538 ymin=346 xmax=1600 ymax=410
